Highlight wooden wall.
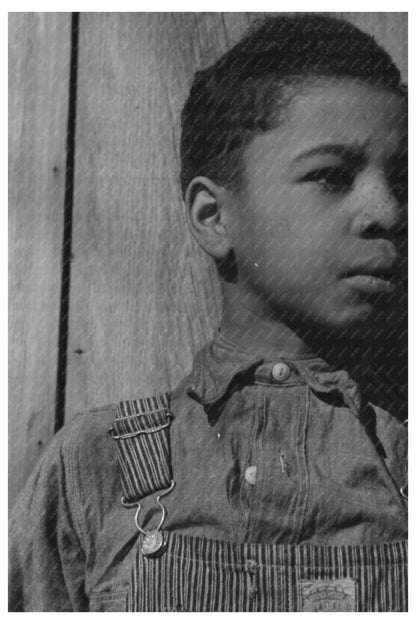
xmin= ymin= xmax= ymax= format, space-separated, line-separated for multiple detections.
xmin=9 ymin=12 xmax=408 ymax=507
xmin=9 ymin=13 xmax=72 ymax=507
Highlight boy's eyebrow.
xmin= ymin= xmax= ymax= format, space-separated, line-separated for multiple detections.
xmin=293 ymin=142 xmax=369 ymax=162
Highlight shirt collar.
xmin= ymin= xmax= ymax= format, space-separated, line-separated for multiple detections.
xmin=186 ymin=330 xmax=362 ymax=417
xmin=187 ymin=330 xmax=263 ymax=407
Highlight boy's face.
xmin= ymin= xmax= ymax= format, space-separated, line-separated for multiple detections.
xmin=227 ymin=78 xmax=407 ymax=335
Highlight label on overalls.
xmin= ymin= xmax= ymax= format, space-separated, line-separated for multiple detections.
xmin=299 ymin=578 xmax=357 ymax=612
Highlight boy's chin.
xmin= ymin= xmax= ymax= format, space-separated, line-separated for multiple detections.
xmin=321 ymin=300 xmax=404 ymax=340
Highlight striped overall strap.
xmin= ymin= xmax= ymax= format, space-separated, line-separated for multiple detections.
xmin=110 ymin=392 xmax=173 ymax=504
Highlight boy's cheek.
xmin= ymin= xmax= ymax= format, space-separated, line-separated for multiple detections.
xmin=270 ymin=275 xmax=392 ymax=330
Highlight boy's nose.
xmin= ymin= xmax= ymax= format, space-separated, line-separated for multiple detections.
xmin=351 ymin=175 xmax=406 ymax=240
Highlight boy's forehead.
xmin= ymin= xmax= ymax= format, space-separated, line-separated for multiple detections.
xmin=253 ymin=79 xmax=406 ymax=161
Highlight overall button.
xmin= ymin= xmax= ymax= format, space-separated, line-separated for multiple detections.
xmin=272 ymin=362 xmax=290 ymax=382
xmin=244 ymin=466 xmax=257 ymax=486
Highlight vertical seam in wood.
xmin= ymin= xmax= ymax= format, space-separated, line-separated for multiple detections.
xmin=55 ymin=12 xmax=79 ymax=433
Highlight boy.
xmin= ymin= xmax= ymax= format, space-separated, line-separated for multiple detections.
xmin=9 ymin=14 xmax=407 ymax=612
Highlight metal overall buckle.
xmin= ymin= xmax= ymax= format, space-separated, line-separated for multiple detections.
xmin=121 ymin=480 xmax=175 ymax=557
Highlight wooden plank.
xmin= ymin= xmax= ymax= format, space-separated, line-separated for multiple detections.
xmin=67 ymin=13 xmax=244 ymax=415
xmin=8 ymin=13 xmax=72 ymax=507
xmin=66 ymin=13 xmax=407 ymax=417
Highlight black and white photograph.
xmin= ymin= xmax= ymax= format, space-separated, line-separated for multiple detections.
xmin=8 ymin=11 xmax=408 ymax=612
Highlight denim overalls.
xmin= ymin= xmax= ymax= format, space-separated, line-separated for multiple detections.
xmin=109 ymin=332 xmax=407 ymax=612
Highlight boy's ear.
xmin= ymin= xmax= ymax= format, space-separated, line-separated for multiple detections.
xmin=184 ymin=176 xmax=232 ymax=260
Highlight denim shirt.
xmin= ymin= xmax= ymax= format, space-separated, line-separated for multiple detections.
xmin=9 ymin=331 xmax=407 ymax=611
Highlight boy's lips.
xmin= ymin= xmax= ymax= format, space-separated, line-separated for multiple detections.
xmin=341 ymin=259 xmax=402 ymax=295
xmin=342 ymin=274 xmax=397 ymax=295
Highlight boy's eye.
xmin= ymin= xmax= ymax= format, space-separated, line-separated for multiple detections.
xmin=302 ymin=167 xmax=355 ymax=192
xmin=387 ymin=159 xmax=408 ymax=204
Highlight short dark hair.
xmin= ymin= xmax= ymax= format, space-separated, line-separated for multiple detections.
xmin=180 ymin=13 xmax=405 ymax=197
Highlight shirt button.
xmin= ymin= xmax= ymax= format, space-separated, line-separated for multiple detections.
xmin=244 ymin=465 xmax=257 ymax=486
xmin=272 ymin=362 xmax=290 ymax=382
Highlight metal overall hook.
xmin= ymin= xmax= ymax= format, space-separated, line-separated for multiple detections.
xmin=126 ymin=480 xmax=175 ymax=557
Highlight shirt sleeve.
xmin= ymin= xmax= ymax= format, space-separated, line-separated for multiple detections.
xmin=9 ymin=425 xmax=89 ymax=612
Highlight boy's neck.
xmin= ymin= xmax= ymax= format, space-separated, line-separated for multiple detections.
xmin=219 ymin=282 xmax=368 ymax=370
xmin=220 ymin=285 xmax=316 ymax=362
xmin=220 ymin=304 xmax=315 ymax=362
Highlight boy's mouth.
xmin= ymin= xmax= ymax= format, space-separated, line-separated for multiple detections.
xmin=341 ymin=260 xmax=402 ymax=295
xmin=342 ymin=274 xmax=396 ymax=295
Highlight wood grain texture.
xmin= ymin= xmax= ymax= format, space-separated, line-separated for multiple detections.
xmin=9 ymin=13 xmax=71 ymax=507
xmin=66 ymin=13 xmax=245 ymax=414
xmin=66 ymin=12 xmax=407 ymax=417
